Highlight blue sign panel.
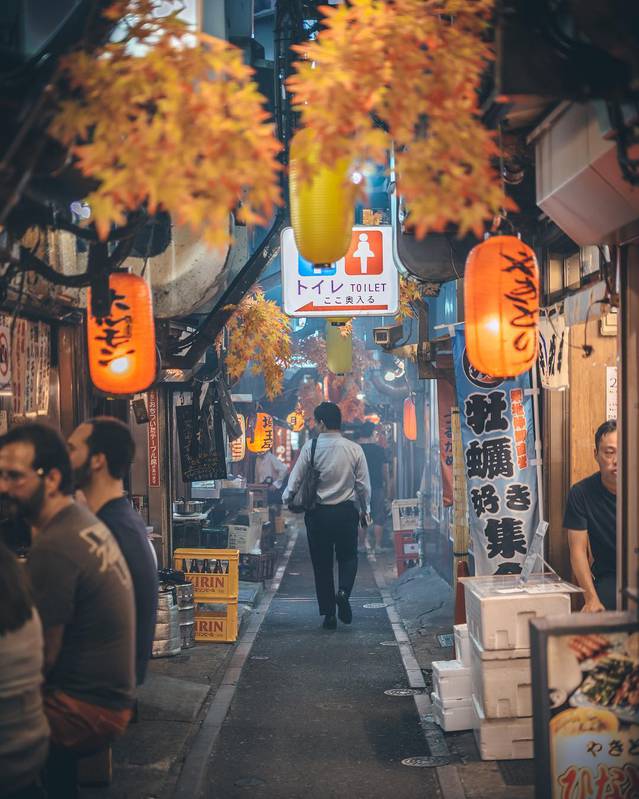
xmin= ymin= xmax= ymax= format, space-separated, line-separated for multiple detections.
xmin=297 ymin=254 xmax=336 ymax=277
xmin=453 ymin=328 xmax=538 ymax=575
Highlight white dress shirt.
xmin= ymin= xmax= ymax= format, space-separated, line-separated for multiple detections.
xmin=282 ymin=431 xmax=371 ymax=512
xmin=255 ymin=452 xmax=289 ymax=489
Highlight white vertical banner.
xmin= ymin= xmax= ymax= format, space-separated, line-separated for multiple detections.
xmin=606 ymin=366 xmax=617 ymax=421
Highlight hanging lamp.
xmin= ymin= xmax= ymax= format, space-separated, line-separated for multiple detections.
xmin=287 ymin=408 xmax=305 ymax=432
xmin=289 ymin=128 xmax=354 ymax=264
xmin=326 ymin=318 xmax=353 ymax=375
xmin=403 ymin=396 xmax=417 ymax=441
xmin=87 ymin=272 xmax=157 ymax=395
xmin=464 ymin=235 xmax=540 ymax=378
xmin=246 ymin=412 xmax=274 ymax=453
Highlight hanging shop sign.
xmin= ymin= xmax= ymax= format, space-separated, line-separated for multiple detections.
xmin=452 ymin=328 xmax=538 ymax=576
xmin=606 ymin=366 xmax=618 ymax=421
xmin=147 ymin=389 xmax=160 ymax=487
xmin=281 ymin=225 xmax=399 ymax=317
xmin=287 ymin=408 xmax=305 ymax=432
xmin=530 ymin=613 xmax=639 ymax=799
xmin=0 ymin=315 xmax=11 ymax=395
xmin=10 ymin=319 xmax=50 ymax=416
xmin=246 ymin=412 xmax=273 ymax=453
xmin=87 ymin=273 xmax=157 ymax=395
xmin=539 ymin=312 xmax=569 ymax=390
xmin=437 ymin=378 xmax=454 ymax=507
xmin=464 ymin=235 xmax=540 ymax=378
xmin=175 ymin=399 xmax=227 ymax=482
xmin=230 ymin=414 xmax=246 ymax=462
xmin=274 ymin=425 xmax=292 ymax=466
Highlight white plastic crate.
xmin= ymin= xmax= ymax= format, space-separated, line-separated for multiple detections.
xmin=432 ymin=659 xmax=472 ymax=703
xmin=463 ymin=576 xmax=573 ymax=651
xmin=431 ymin=693 xmax=473 ymax=733
xmin=470 ymin=635 xmax=532 ymax=718
xmin=472 ymin=694 xmax=533 ymax=760
xmin=454 ymin=623 xmax=471 ymax=667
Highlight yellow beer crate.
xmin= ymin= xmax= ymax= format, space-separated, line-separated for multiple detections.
xmin=173 ymin=548 xmax=239 ymax=601
xmin=194 ymin=601 xmax=238 ymax=643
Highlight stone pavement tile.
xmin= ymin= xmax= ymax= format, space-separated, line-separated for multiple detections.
xmin=147 ymin=639 xmax=234 ymax=686
xmin=137 ymin=673 xmax=210 ymax=722
xmin=81 ymin=765 xmax=175 ymax=799
xmin=111 ymin=719 xmax=192 ymax=766
xmin=457 ymin=761 xmax=534 ymax=799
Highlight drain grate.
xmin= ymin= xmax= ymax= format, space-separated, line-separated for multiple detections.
xmin=380 ymin=640 xmax=399 ymax=647
xmin=498 ymin=760 xmax=535 ymax=786
xmin=436 ymin=633 xmax=454 ymax=648
xmin=384 ymin=688 xmax=423 ymax=697
xmin=363 ymin=602 xmax=387 ymax=609
xmin=401 ymin=756 xmax=451 ymax=768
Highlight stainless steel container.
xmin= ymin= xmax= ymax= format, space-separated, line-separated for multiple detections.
xmin=176 ymin=583 xmax=195 ymax=649
xmin=152 ymin=589 xmax=181 ymax=658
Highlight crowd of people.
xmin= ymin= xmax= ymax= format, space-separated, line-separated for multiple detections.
xmin=0 ymin=418 xmax=158 ymax=799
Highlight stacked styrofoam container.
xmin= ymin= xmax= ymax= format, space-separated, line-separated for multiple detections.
xmin=464 ymin=578 xmax=572 ymax=760
xmin=430 ymin=623 xmax=473 ymax=732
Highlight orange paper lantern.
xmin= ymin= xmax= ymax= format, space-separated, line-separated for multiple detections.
xmin=246 ymin=412 xmax=274 ymax=453
xmin=87 ymin=273 xmax=157 ymax=395
xmin=287 ymin=409 xmax=305 ymax=432
xmin=403 ymin=397 xmax=417 ymax=441
xmin=464 ymin=235 xmax=540 ymax=378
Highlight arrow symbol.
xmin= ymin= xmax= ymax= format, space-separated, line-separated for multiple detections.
xmin=295 ymin=302 xmax=389 ymax=313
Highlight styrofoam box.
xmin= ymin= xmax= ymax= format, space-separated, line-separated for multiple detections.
xmin=463 ymin=578 xmax=572 ymax=650
xmin=470 ymin=634 xmax=532 ymax=718
xmin=432 ymin=659 xmax=472 ymax=703
xmin=431 ymin=692 xmax=473 ymax=732
xmin=226 ymin=523 xmax=261 ymax=554
xmin=472 ymin=694 xmax=533 ymax=760
xmin=454 ymin=624 xmax=471 ymax=667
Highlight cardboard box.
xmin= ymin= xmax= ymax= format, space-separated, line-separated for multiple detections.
xmin=470 ymin=634 xmax=532 ymax=719
xmin=227 ymin=523 xmax=262 ymax=554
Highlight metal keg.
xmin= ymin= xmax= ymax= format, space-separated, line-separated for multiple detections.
xmin=176 ymin=582 xmax=195 ymax=649
xmin=152 ymin=588 xmax=181 ymax=658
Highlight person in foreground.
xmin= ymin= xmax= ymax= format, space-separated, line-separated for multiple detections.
xmin=68 ymin=416 xmax=158 ymax=686
xmin=283 ymin=402 xmax=371 ymax=629
xmin=564 ymin=419 xmax=617 ymax=612
xmin=0 ymin=423 xmax=135 ymax=798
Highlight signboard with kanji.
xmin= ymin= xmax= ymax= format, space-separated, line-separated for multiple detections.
xmin=453 ymin=328 xmax=538 ymax=575
xmin=281 ymin=226 xmax=399 ymax=317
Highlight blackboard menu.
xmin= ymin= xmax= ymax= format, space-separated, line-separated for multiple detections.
xmin=176 ymin=401 xmax=227 ymax=482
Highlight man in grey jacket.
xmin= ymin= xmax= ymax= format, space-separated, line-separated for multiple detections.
xmin=283 ymin=402 xmax=371 ymax=629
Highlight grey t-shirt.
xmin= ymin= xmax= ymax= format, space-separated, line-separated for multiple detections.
xmin=27 ymin=502 xmax=135 ymax=710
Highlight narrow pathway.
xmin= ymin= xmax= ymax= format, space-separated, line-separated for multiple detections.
xmin=203 ymin=532 xmax=440 ymax=798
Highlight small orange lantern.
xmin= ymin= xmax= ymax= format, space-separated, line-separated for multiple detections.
xmin=230 ymin=414 xmax=246 ymax=462
xmin=403 ymin=396 xmax=417 ymax=441
xmin=87 ymin=273 xmax=157 ymax=394
xmin=287 ymin=409 xmax=305 ymax=432
xmin=246 ymin=412 xmax=274 ymax=453
xmin=464 ymin=235 xmax=540 ymax=378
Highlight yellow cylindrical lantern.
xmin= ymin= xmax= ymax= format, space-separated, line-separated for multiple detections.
xmin=403 ymin=396 xmax=417 ymax=441
xmin=289 ymin=128 xmax=354 ymax=264
xmin=246 ymin=412 xmax=273 ymax=453
xmin=326 ymin=318 xmax=352 ymax=375
xmin=464 ymin=235 xmax=540 ymax=378
xmin=287 ymin=408 xmax=305 ymax=432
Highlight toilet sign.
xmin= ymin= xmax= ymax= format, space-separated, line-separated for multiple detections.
xmin=281 ymin=226 xmax=399 ymax=317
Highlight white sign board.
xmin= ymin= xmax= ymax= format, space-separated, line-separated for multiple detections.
xmin=281 ymin=225 xmax=399 ymax=317
xmin=606 ymin=365 xmax=617 ymax=421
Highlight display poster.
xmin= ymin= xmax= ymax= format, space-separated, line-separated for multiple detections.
xmin=452 ymin=328 xmax=538 ymax=575
xmin=0 ymin=315 xmax=11 ymax=394
xmin=531 ymin=614 xmax=639 ymax=799
xmin=147 ymin=389 xmax=160 ymax=487
xmin=606 ymin=366 xmax=618 ymax=421
xmin=10 ymin=319 xmax=50 ymax=416
xmin=176 ymin=401 xmax=227 ymax=482
xmin=539 ymin=313 xmax=569 ymax=390
xmin=437 ymin=378 xmax=454 ymax=507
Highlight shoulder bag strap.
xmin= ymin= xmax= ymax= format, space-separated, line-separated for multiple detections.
xmin=310 ymin=437 xmax=318 ymax=466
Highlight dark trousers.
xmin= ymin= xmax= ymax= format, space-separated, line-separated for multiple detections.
xmin=595 ymin=573 xmax=617 ymax=610
xmin=305 ymin=502 xmax=359 ymax=616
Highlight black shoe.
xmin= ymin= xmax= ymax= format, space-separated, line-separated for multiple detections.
xmin=322 ymin=614 xmax=337 ymax=630
xmin=336 ymin=590 xmax=352 ymax=624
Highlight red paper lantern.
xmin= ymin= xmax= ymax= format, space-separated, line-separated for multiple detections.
xmin=87 ymin=273 xmax=157 ymax=394
xmin=403 ymin=397 xmax=417 ymax=441
xmin=246 ymin=412 xmax=274 ymax=453
xmin=464 ymin=235 xmax=540 ymax=378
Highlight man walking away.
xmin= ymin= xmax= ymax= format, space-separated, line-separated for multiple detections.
xmin=68 ymin=416 xmax=158 ymax=685
xmin=0 ymin=424 xmax=135 ymax=799
xmin=564 ymin=420 xmax=617 ymax=611
xmin=283 ymin=402 xmax=371 ymax=629
xmin=356 ymin=421 xmax=388 ymax=554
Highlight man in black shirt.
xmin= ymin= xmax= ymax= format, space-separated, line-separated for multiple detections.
xmin=356 ymin=422 xmax=388 ymax=554
xmin=68 ymin=417 xmax=158 ymax=684
xmin=563 ymin=420 xmax=617 ymax=611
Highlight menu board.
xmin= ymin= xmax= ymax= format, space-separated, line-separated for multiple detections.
xmin=531 ymin=613 xmax=639 ymax=798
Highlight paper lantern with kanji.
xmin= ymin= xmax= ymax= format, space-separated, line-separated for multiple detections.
xmin=287 ymin=409 xmax=305 ymax=433
xmin=87 ymin=273 xmax=157 ymax=394
xmin=403 ymin=397 xmax=417 ymax=441
xmin=326 ymin=318 xmax=352 ymax=375
xmin=289 ymin=128 xmax=354 ymax=264
xmin=246 ymin=412 xmax=274 ymax=453
xmin=230 ymin=414 xmax=246 ymax=462
xmin=464 ymin=235 xmax=540 ymax=378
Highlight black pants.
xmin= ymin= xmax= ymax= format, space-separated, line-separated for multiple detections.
xmin=305 ymin=502 xmax=359 ymax=616
xmin=594 ymin=573 xmax=617 ymax=610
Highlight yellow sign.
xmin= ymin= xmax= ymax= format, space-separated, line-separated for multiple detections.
xmin=287 ymin=409 xmax=305 ymax=432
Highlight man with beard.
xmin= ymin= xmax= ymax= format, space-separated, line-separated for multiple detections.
xmin=67 ymin=416 xmax=158 ymax=686
xmin=0 ymin=423 xmax=135 ymax=798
